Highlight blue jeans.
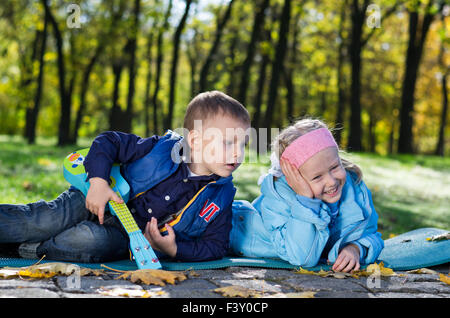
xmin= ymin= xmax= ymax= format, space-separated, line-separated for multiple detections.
xmin=0 ymin=188 xmax=129 ymax=263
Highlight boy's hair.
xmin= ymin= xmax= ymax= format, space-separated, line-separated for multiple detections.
xmin=272 ymin=117 xmax=363 ymax=183
xmin=183 ymin=91 xmax=250 ymax=131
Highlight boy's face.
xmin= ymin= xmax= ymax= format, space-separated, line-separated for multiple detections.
xmin=187 ymin=113 xmax=250 ymax=177
xmin=298 ymin=147 xmax=347 ymax=204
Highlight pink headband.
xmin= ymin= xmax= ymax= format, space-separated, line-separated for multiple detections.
xmin=280 ymin=128 xmax=338 ymax=168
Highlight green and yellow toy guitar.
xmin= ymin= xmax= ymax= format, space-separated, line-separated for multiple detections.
xmin=63 ymin=148 xmax=162 ymax=270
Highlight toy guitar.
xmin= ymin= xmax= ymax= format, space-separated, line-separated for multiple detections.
xmin=63 ymin=148 xmax=162 ymax=270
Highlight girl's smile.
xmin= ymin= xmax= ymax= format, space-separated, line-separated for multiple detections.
xmin=299 ymin=147 xmax=347 ymax=203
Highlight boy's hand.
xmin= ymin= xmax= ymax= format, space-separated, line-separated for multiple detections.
xmin=144 ymin=217 xmax=177 ymax=258
xmin=85 ymin=177 xmax=123 ymax=224
xmin=280 ymin=159 xmax=314 ymax=198
xmin=332 ymin=243 xmax=360 ymax=273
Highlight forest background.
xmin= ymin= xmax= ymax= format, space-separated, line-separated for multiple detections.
xmin=0 ymin=0 xmax=448 ymax=156
xmin=0 ymin=0 xmax=449 ymax=238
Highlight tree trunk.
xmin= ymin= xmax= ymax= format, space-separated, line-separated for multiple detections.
xmin=42 ymin=0 xmax=71 ymax=146
xmin=237 ymin=0 xmax=270 ymax=106
xmin=144 ymin=31 xmax=155 ymax=137
xmin=347 ymin=0 xmax=369 ymax=152
xmin=186 ymin=27 xmax=200 ymax=98
xmin=165 ymin=0 xmax=193 ymax=131
xmin=121 ymin=0 xmax=141 ymax=133
xmin=284 ymin=9 xmax=301 ymax=123
xmin=398 ymin=1 xmax=435 ymax=154
xmin=109 ymin=62 xmax=126 ymax=131
xmin=198 ymin=0 xmax=235 ymax=92
xmin=252 ymin=52 xmax=269 ymax=131
xmin=334 ymin=0 xmax=348 ymax=146
xmin=152 ymin=0 xmax=172 ymax=134
xmin=263 ymin=0 xmax=291 ymax=131
xmin=72 ymin=44 xmax=103 ymax=143
xmin=25 ymin=7 xmax=48 ymax=144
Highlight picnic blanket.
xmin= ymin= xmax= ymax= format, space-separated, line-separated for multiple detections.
xmin=0 ymin=227 xmax=448 ymax=271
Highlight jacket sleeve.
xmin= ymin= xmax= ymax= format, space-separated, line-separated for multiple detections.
xmin=351 ymin=186 xmax=384 ymax=264
xmin=174 ymin=202 xmax=233 ymax=262
xmin=259 ymin=194 xmax=331 ymax=267
xmin=84 ymin=131 xmax=160 ymax=182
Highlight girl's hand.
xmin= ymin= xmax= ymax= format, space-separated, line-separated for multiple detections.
xmin=144 ymin=217 xmax=177 ymax=258
xmin=86 ymin=177 xmax=123 ymax=224
xmin=280 ymin=158 xmax=314 ymax=198
xmin=332 ymin=244 xmax=361 ymax=273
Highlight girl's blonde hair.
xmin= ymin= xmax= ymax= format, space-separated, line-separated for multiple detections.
xmin=271 ymin=118 xmax=363 ymax=183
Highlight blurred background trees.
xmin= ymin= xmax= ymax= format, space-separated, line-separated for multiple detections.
xmin=0 ymin=0 xmax=448 ymax=155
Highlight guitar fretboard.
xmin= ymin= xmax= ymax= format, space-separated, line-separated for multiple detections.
xmin=109 ymin=192 xmax=140 ymax=234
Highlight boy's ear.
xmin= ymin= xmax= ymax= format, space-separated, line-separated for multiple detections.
xmin=187 ymin=129 xmax=200 ymax=149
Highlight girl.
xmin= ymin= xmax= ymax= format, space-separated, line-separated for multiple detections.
xmin=230 ymin=118 xmax=384 ymax=272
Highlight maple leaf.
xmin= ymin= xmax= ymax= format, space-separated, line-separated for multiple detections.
xmin=115 ymin=269 xmax=187 ymax=286
xmin=213 ymin=285 xmax=262 ymax=298
xmin=439 ymin=274 xmax=450 ymax=285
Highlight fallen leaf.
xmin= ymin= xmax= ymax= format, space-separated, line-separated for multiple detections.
xmin=22 ymin=181 xmax=33 ymax=191
xmin=268 ymin=291 xmax=316 ymax=298
xmin=426 ymin=232 xmax=450 ymax=242
xmin=295 ymin=262 xmax=397 ymax=280
xmin=407 ymin=268 xmax=439 ymax=275
xmin=439 ymin=274 xmax=450 ymax=285
xmin=115 ymin=269 xmax=187 ymax=286
xmin=0 ymin=262 xmax=104 ymax=280
xmin=295 ymin=267 xmax=330 ymax=277
xmin=37 ymin=158 xmax=51 ymax=166
xmin=295 ymin=267 xmax=355 ymax=279
xmin=366 ymin=262 xmax=395 ymax=277
xmin=213 ymin=285 xmax=261 ymax=298
xmin=98 ymin=287 xmax=155 ymax=298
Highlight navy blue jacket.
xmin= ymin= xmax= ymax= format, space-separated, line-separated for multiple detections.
xmin=84 ymin=131 xmax=236 ymax=262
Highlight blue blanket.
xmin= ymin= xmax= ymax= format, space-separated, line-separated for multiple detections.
xmin=0 ymin=227 xmax=448 ymax=271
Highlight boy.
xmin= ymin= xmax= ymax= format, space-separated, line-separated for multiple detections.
xmin=0 ymin=91 xmax=250 ymax=263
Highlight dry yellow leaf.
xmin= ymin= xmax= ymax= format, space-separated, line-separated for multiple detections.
xmin=115 ymin=269 xmax=187 ymax=286
xmin=98 ymin=287 xmax=154 ymax=298
xmin=214 ymin=285 xmax=261 ymax=298
xmin=295 ymin=267 xmax=355 ymax=279
xmin=295 ymin=267 xmax=331 ymax=277
xmin=366 ymin=262 xmax=395 ymax=276
xmin=0 ymin=262 xmax=105 ymax=280
xmin=268 ymin=291 xmax=316 ymax=298
xmin=406 ymin=268 xmax=439 ymax=275
xmin=439 ymin=274 xmax=450 ymax=285
xmin=295 ymin=262 xmax=397 ymax=280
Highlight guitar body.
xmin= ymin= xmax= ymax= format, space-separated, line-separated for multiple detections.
xmin=63 ymin=148 xmax=130 ymax=204
xmin=63 ymin=148 xmax=161 ymax=269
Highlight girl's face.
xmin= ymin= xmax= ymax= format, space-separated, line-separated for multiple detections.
xmin=298 ymin=147 xmax=346 ymax=203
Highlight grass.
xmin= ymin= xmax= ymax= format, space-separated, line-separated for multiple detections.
xmin=1 ymin=135 xmax=449 ymax=239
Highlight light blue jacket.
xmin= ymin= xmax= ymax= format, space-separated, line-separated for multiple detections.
xmin=229 ymin=171 xmax=384 ymax=267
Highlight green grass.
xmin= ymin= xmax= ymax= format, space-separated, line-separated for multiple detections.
xmin=1 ymin=135 xmax=449 ymax=239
